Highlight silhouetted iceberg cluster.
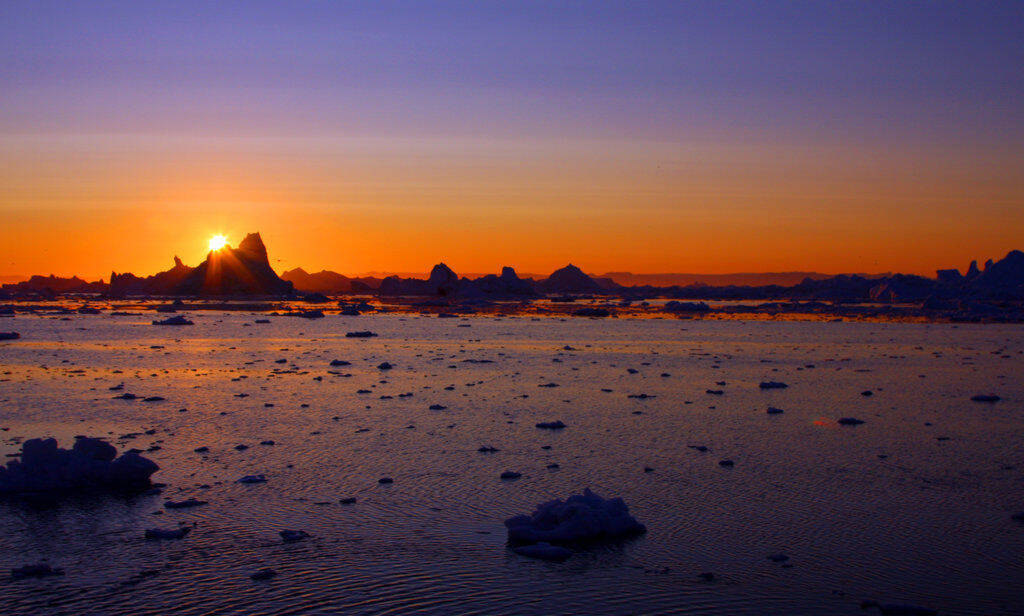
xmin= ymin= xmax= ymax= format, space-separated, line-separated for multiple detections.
xmin=505 ymin=489 xmax=646 ymax=554
xmin=0 ymin=437 xmax=159 ymax=496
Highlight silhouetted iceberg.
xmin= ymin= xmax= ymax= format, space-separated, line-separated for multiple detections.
xmin=172 ymin=233 xmax=294 ymax=296
xmin=110 ymin=256 xmax=192 ymax=296
xmin=379 ymin=263 xmax=462 ymax=296
xmin=537 ymin=264 xmax=611 ymax=294
xmin=1 ymin=275 xmax=106 ymax=297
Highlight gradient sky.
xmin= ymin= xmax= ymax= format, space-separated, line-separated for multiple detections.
xmin=2 ymin=1 xmax=1022 ymax=279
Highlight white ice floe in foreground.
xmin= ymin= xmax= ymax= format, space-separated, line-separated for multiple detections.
xmin=504 ymin=489 xmax=646 ymax=555
xmin=0 ymin=437 xmax=159 ymax=496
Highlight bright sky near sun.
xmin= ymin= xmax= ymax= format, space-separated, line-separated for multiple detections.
xmin=1 ymin=1 xmax=1022 ymax=279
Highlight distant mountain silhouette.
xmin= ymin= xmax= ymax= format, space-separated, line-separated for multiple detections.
xmin=599 ymin=271 xmax=849 ymax=287
xmin=5 ymin=239 xmax=1024 ymax=304
xmin=282 ymin=268 xmax=382 ymax=293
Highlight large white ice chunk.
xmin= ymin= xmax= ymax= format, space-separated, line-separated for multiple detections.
xmin=505 ymin=488 xmax=646 ymax=547
xmin=0 ymin=437 xmax=159 ymax=496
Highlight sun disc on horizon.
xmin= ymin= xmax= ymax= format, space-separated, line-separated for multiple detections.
xmin=208 ymin=234 xmax=228 ymax=251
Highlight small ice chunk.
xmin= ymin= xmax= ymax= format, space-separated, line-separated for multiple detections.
xmin=164 ymin=498 xmax=207 ymax=509
xmin=145 ymin=527 xmax=191 ymax=540
xmin=10 ymin=563 xmax=64 ymax=580
xmin=250 ymin=568 xmax=277 ymax=581
xmin=152 ymin=315 xmax=193 ymax=326
xmin=279 ymin=530 xmax=309 ymax=543
xmin=535 ymin=420 xmax=566 ymax=430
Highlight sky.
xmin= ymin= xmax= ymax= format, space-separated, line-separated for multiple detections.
xmin=1 ymin=1 xmax=1022 ymax=279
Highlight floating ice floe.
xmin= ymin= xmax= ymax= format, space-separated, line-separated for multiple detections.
xmin=145 ymin=527 xmax=191 ymax=540
xmin=504 ymin=488 xmax=646 ymax=557
xmin=0 ymin=437 xmax=158 ymax=496
xmin=279 ymin=530 xmax=309 ymax=543
xmin=535 ymin=420 xmax=566 ymax=430
xmin=10 ymin=563 xmax=64 ymax=580
xmin=860 ymin=600 xmax=937 ymax=615
xmin=164 ymin=498 xmax=207 ymax=509
xmin=152 ymin=315 xmax=193 ymax=326
xmin=970 ymin=394 xmax=1000 ymax=402
xmin=250 ymin=568 xmax=276 ymax=581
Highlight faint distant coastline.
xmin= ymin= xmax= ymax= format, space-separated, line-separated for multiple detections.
xmin=2 ymin=231 xmax=1024 ymax=322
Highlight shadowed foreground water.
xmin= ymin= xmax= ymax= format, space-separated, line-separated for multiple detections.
xmin=0 ymin=313 xmax=1022 ymax=615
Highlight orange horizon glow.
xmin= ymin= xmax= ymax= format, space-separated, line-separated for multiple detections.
xmin=1 ymin=134 xmax=1022 ymax=282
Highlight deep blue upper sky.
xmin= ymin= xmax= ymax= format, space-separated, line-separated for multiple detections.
xmin=2 ymin=1 xmax=1022 ymax=141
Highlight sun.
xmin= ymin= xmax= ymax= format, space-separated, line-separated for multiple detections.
xmin=208 ymin=234 xmax=229 ymax=251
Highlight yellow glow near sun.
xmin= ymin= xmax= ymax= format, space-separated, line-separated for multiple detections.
xmin=208 ymin=234 xmax=228 ymax=251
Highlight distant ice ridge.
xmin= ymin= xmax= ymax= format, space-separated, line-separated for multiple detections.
xmin=505 ymin=489 xmax=646 ymax=555
xmin=0 ymin=437 xmax=159 ymax=496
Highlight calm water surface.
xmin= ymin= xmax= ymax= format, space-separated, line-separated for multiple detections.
xmin=0 ymin=313 xmax=1022 ymax=615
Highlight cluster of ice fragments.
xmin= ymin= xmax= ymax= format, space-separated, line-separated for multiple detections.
xmin=0 ymin=437 xmax=159 ymax=496
xmin=504 ymin=489 xmax=646 ymax=561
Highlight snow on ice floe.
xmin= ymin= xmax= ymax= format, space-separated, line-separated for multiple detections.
xmin=504 ymin=488 xmax=646 ymax=557
xmin=0 ymin=437 xmax=158 ymax=496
